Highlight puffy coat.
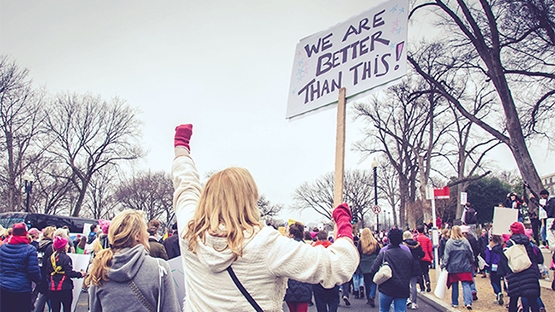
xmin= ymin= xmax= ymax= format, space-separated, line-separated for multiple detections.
xmin=284 ymin=238 xmax=313 ymax=303
xmin=0 ymin=242 xmax=42 ymax=292
xmin=505 ymin=234 xmax=541 ymax=298
xmin=369 ymin=244 xmax=413 ymax=298
xmin=416 ymin=233 xmax=433 ymax=263
xmin=441 ymin=238 xmax=473 ymax=274
xmin=403 ymin=239 xmax=424 ymax=277
xmin=46 ymin=251 xmax=83 ymax=291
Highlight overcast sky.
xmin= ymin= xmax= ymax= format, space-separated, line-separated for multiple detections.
xmin=1 ymin=0 xmax=550 ymax=224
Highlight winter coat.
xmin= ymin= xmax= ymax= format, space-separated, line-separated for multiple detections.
xmin=484 ymin=244 xmax=500 ymax=272
xmin=89 ymin=244 xmax=179 ymax=312
xmin=369 ymin=244 xmax=413 ymax=298
xmin=416 ymin=233 xmax=433 ymax=263
xmin=36 ymin=239 xmax=54 ymax=294
xmin=505 ymin=234 xmax=541 ymax=298
xmin=0 ymin=241 xmax=42 ymax=292
xmin=441 ymin=238 xmax=473 ymax=274
xmin=284 ymin=238 xmax=313 ymax=303
xmin=358 ymin=243 xmax=380 ymax=274
xmin=403 ymin=238 xmax=424 ymax=277
xmin=172 ymin=148 xmax=358 ymax=312
xmin=148 ymin=237 xmax=168 ymax=260
xmin=438 ymin=237 xmax=448 ymax=262
xmin=492 ymin=243 xmax=510 ymax=277
xmin=46 ymin=251 xmax=83 ymax=291
xmin=162 ymin=234 xmax=181 ymax=260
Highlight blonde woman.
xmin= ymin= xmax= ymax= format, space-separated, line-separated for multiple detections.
xmin=87 ymin=209 xmax=179 ymax=312
xmin=358 ymin=228 xmax=381 ymax=307
xmin=172 ymin=124 xmax=358 ymax=311
xmin=440 ymin=225 xmax=474 ymax=309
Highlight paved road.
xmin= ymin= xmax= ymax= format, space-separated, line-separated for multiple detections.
xmin=76 ymin=288 xmax=443 ymax=312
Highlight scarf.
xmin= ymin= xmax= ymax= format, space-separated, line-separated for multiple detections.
xmin=8 ymin=235 xmax=30 ymax=245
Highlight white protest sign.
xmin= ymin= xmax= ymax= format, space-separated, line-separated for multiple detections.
xmin=68 ymin=253 xmax=90 ymax=312
xmin=167 ymin=256 xmax=186 ymax=310
xmin=286 ymin=0 xmax=409 ymax=119
xmin=491 ymin=207 xmax=519 ymax=235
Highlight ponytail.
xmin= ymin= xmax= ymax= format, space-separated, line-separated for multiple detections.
xmin=86 ymin=248 xmax=114 ymax=286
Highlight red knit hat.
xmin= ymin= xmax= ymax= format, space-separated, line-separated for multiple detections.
xmin=12 ymin=222 xmax=28 ymax=236
xmin=53 ymin=236 xmax=68 ymax=251
xmin=510 ymin=222 xmax=525 ymax=235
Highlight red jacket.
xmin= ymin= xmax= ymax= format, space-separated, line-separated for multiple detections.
xmin=312 ymin=240 xmax=332 ymax=248
xmin=416 ymin=233 xmax=433 ymax=263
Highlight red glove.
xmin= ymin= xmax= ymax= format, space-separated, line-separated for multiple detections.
xmin=174 ymin=124 xmax=193 ymax=150
xmin=332 ymin=203 xmax=353 ymax=240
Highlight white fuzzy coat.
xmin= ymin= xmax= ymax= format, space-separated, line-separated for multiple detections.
xmin=172 ymin=147 xmax=359 ymax=312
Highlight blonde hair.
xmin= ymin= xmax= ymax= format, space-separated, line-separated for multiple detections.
xmin=184 ymin=167 xmax=261 ymax=258
xmin=53 ymin=228 xmax=69 ymax=238
xmin=42 ymin=226 xmax=56 ymax=239
xmin=403 ymin=231 xmax=413 ymax=240
xmin=360 ymin=228 xmax=379 ymax=254
xmin=86 ymin=209 xmax=148 ymax=286
xmin=450 ymin=226 xmax=464 ymax=240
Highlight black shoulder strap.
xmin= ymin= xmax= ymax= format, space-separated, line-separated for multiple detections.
xmin=226 ymin=266 xmax=263 ymax=312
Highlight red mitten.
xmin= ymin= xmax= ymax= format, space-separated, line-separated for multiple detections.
xmin=174 ymin=124 xmax=193 ymax=150
xmin=333 ymin=203 xmax=353 ymax=240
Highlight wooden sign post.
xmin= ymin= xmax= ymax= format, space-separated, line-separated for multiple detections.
xmin=334 ymin=88 xmax=346 ymax=208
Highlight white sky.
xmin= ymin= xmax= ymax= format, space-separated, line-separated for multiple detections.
xmin=1 ymin=0 xmax=551 ymax=223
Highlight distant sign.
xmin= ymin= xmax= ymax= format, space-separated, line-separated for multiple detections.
xmin=491 ymin=207 xmax=518 ymax=235
xmin=286 ymin=0 xmax=409 ymax=119
xmin=434 ymin=186 xmax=450 ymax=199
xmin=372 ymin=205 xmax=381 ymax=214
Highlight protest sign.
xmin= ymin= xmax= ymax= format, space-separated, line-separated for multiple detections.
xmin=68 ymin=253 xmax=90 ymax=312
xmin=491 ymin=207 xmax=519 ymax=235
xmin=168 ymin=256 xmax=186 ymax=310
xmin=286 ymin=0 xmax=409 ymax=119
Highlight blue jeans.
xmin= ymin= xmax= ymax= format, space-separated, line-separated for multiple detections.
xmin=490 ymin=271 xmax=501 ymax=295
xmin=521 ymin=297 xmax=545 ymax=311
xmin=352 ymin=272 xmax=364 ymax=291
xmin=363 ymin=273 xmax=377 ymax=300
xmin=378 ymin=292 xmax=407 ymax=312
xmin=541 ymin=222 xmax=547 ymax=243
xmin=451 ymin=281 xmax=472 ymax=306
xmin=313 ymin=284 xmax=339 ymax=312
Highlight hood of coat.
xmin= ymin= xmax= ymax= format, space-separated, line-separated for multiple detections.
xmin=193 ymin=225 xmax=262 ymax=274
xmin=38 ymin=238 xmax=52 ymax=251
xmin=509 ymin=233 xmax=530 ymax=245
xmin=107 ymin=244 xmax=148 ymax=283
xmin=403 ymin=238 xmax=420 ymax=249
xmin=448 ymin=238 xmax=467 ymax=248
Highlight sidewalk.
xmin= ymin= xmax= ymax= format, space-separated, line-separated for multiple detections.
xmin=420 ymin=263 xmax=554 ymax=312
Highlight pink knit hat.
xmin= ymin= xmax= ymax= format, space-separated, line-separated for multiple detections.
xmin=53 ymin=236 xmax=68 ymax=251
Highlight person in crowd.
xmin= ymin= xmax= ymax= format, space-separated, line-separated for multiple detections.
xmin=147 ymin=219 xmax=169 ymax=260
xmin=310 ymin=227 xmax=319 ymax=240
xmin=34 ymin=225 xmax=56 ymax=312
xmin=303 ymin=231 xmax=313 ymax=243
xmin=87 ymin=224 xmax=98 ymax=244
xmin=162 ymin=222 xmax=181 ymax=259
xmin=87 ymin=209 xmax=179 ymax=312
xmin=519 ymin=239 xmax=546 ymax=312
xmin=358 ymin=228 xmax=381 ymax=307
xmin=403 ymin=231 xmax=424 ymax=310
xmin=415 ymin=225 xmax=433 ymax=293
xmin=537 ymin=189 xmax=555 ymax=251
xmin=461 ymin=203 xmax=478 ymax=239
xmin=438 ymin=228 xmax=450 ymax=264
xmin=0 ymin=225 xmax=6 ymax=247
xmin=504 ymin=193 xmax=525 ymax=222
xmin=46 ymin=236 xmax=85 ymax=312
xmin=309 ymin=231 xmax=342 ymax=312
xmin=284 ymin=222 xmax=313 ymax=312
xmin=461 ymin=225 xmax=479 ymax=301
xmin=504 ymin=222 xmax=542 ymax=312
xmin=171 ymin=124 xmax=358 ymax=312
xmin=369 ymin=228 xmax=413 ymax=312
xmin=75 ymin=235 xmax=87 ymax=254
xmin=478 ymin=228 xmax=489 ymax=277
xmin=441 ymin=225 xmax=474 ymax=310
xmin=529 ymin=211 xmax=541 ymax=246
xmin=29 ymin=228 xmax=41 ymax=249
xmin=351 ymin=236 xmax=364 ymax=300
xmin=88 ymin=221 xmax=110 ymax=259
xmin=485 ymin=234 xmax=504 ymax=306
xmin=53 ymin=228 xmax=75 ymax=254
xmin=0 ymin=223 xmax=42 ymax=312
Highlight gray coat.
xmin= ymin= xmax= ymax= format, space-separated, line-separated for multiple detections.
xmin=89 ymin=244 xmax=180 ymax=312
xmin=441 ymin=238 xmax=473 ymax=274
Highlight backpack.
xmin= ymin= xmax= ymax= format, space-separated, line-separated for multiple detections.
xmin=504 ymin=239 xmax=532 ymax=273
xmin=464 ymin=207 xmax=477 ymax=224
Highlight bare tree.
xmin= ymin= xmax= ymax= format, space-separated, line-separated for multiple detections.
xmin=0 ymin=56 xmax=46 ymax=212
xmin=45 ymin=93 xmax=144 ymax=216
xmin=258 ymin=195 xmax=283 ymax=219
xmin=114 ymin=170 xmax=173 ymax=226
xmin=409 ymin=0 xmax=555 ymax=193
xmin=84 ymin=165 xmax=119 ymax=220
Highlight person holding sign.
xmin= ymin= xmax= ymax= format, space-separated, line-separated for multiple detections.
xmin=171 ymin=124 xmax=358 ymax=312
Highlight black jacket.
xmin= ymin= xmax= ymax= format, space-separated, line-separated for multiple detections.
xmin=36 ymin=239 xmax=54 ymax=294
xmin=505 ymin=234 xmax=541 ymax=298
xmin=46 ymin=251 xmax=83 ymax=291
xmin=403 ymin=239 xmax=424 ymax=277
xmin=162 ymin=234 xmax=181 ymax=260
xmin=284 ymin=238 xmax=313 ymax=303
xmin=369 ymin=244 xmax=413 ymax=298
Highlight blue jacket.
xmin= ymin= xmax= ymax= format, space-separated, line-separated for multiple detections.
xmin=0 ymin=242 xmax=42 ymax=292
